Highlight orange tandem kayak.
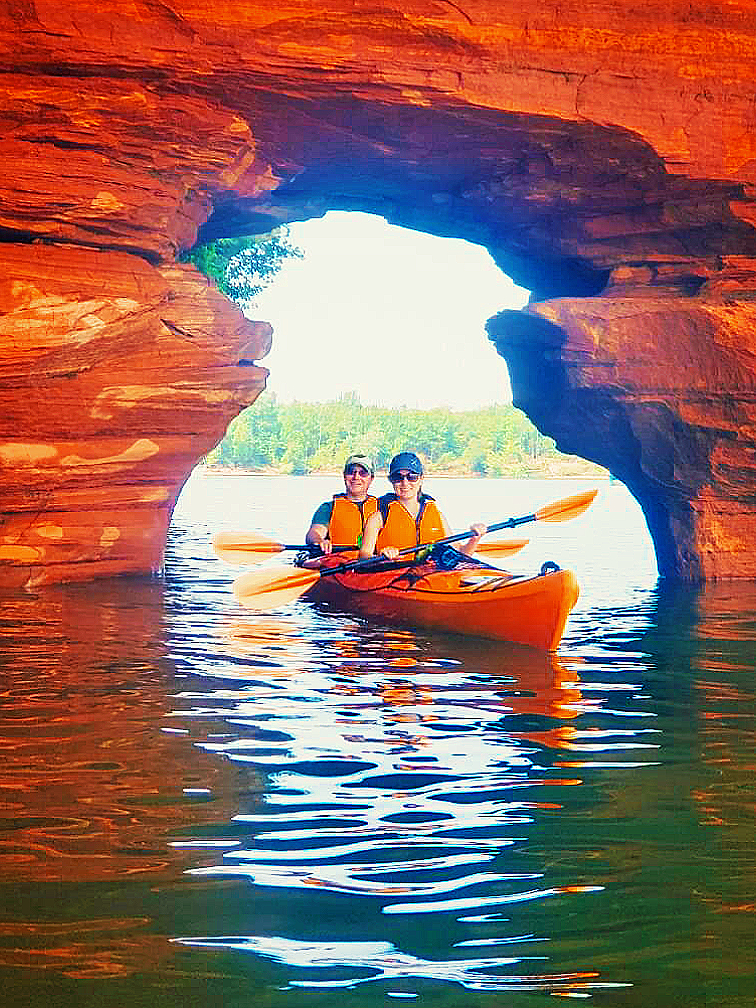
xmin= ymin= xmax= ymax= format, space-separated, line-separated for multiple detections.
xmin=306 ymin=557 xmax=580 ymax=651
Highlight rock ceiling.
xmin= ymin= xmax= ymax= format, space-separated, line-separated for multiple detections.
xmin=2 ymin=1 xmax=756 ymax=583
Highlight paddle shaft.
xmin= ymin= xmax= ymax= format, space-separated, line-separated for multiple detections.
xmin=272 ymin=516 xmax=533 ymax=558
xmin=271 ymin=527 xmax=531 ymax=554
xmin=314 ymin=514 xmax=536 ymax=579
xmin=425 ymin=514 xmax=535 ymax=548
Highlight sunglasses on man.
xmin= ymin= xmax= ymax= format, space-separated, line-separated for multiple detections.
xmin=344 ymin=465 xmax=371 ymax=477
xmin=389 ymin=471 xmax=421 ymax=483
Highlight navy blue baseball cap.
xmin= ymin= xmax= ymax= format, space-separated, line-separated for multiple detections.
xmin=389 ymin=452 xmax=423 ymax=477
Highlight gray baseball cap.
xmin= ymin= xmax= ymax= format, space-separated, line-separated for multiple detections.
xmin=344 ymin=454 xmax=375 ymax=475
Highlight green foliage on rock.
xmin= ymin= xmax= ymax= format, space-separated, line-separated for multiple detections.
xmin=182 ymin=228 xmax=302 ymax=302
xmin=204 ymin=392 xmax=604 ymax=477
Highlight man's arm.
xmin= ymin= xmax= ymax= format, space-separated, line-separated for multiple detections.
xmin=305 ymin=501 xmax=333 ymax=552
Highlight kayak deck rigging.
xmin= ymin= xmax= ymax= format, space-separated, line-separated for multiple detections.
xmin=302 ymin=549 xmax=579 ymax=651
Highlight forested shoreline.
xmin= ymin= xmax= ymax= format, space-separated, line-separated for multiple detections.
xmin=204 ymin=393 xmax=606 ymax=478
xmin=185 ymin=235 xmax=604 ymax=478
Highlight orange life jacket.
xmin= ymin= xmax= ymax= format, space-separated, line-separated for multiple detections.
xmin=376 ymin=494 xmax=445 ymax=552
xmin=329 ymin=494 xmax=378 ymax=548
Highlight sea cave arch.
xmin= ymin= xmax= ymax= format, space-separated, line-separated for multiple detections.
xmin=2 ymin=1 xmax=756 ymax=586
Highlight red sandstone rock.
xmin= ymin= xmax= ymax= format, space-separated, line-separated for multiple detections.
xmin=2 ymin=1 xmax=756 ymax=581
xmin=487 ymin=294 xmax=756 ymax=579
xmin=0 ymin=245 xmax=270 ymax=585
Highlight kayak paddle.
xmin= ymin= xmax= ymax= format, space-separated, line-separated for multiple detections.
xmin=212 ymin=532 xmax=311 ymax=565
xmin=232 ymin=488 xmax=597 ymax=610
xmin=212 ymin=530 xmax=529 ymax=565
xmin=476 ymin=537 xmax=529 ymax=557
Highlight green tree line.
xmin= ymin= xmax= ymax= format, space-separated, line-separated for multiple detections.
xmin=204 ymin=392 xmax=601 ymax=477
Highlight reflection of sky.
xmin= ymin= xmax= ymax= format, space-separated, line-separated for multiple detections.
xmin=167 ymin=612 xmax=657 ymax=995
xmin=172 ymin=933 xmax=631 ymax=994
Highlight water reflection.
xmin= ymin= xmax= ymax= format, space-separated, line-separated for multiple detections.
xmin=172 ymin=933 xmax=613 ymax=994
xmin=161 ymin=613 xmax=657 ymax=996
xmin=0 ymin=580 xmax=240 ymax=982
xmin=1 ymin=541 xmax=755 ymax=1005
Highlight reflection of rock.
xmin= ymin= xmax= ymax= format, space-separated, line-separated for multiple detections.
xmin=1 ymin=580 xmax=240 ymax=882
xmin=0 ymin=918 xmax=165 ymax=981
xmin=661 ymin=582 xmax=756 ymax=847
xmin=0 ymin=580 xmax=242 ymax=978
xmin=4 ymin=4 xmax=756 ymax=580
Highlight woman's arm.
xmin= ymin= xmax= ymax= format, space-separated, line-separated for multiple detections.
xmin=359 ymin=510 xmax=385 ymax=559
xmin=438 ymin=511 xmax=484 ymax=557
xmin=457 ymin=522 xmax=486 ymax=557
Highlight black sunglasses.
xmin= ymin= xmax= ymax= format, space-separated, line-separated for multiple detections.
xmin=389 ymin=471 xmax=421 ymax=483
xmin=344 ymin=465 xmax=370 ymax=476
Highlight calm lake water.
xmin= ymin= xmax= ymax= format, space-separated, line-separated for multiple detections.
xmin=2 ymin=474 xmax=755 ymax=1007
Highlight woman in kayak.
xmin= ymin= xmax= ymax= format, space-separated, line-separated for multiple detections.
xmin=305 ymin=453 xmax=378 ymax=554
xmin=359 ymin=451 xmax=485 ymax=560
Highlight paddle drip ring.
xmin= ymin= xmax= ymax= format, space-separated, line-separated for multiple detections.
xmin=540 ymin=561 xmax=561 ymax=575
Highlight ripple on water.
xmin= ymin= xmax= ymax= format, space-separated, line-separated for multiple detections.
xmin=162 ymin=595 xmax=663 ymax=997
xmin=7 ymin=481 xmax=756 ymax=1005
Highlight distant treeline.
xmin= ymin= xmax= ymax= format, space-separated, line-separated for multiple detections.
xmin=205 ymin=392 xmax=603 ymax=477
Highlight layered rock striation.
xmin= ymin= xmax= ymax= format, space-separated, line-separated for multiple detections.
xmin=2 ymin=1 xmax=756 ymax=581
xmin=1 ymin=244 xmax=270 ymax=585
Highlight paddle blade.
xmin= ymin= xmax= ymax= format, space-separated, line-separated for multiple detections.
xmin=233 ymin=567 xmax=319 ymax=610
xmin=477 ymin=538 xmax=529 ymax=557
xmin=212 ymin=532 xmax=287 ymax=563
xmin=535 ymin=489 xmax=598 ymax=523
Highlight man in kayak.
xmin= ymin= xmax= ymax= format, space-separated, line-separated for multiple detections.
xmin=305 ymin=453 xmax=378 ymax=554
xmin=359 ymin=451 xmax=485 ymax=560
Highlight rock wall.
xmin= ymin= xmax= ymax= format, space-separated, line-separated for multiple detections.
xmin=2 ymin=1 xmax=756 ymax=582
xmin=488 ymin=294 xmax=756 ymax=580
xmin=1 ymin=244 xmax=270 ymax=585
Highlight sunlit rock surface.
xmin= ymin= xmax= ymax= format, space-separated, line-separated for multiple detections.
xmin=2 ymin=1 xmax=756 ymax=581
xmin=487 ymin=296 xmax=756 ymax=580
xmin=1 ymin=245 xmax=270 ymax=585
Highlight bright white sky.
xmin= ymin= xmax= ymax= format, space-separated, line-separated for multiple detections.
xmin=250 ymin=211 xmax=529 ymax=410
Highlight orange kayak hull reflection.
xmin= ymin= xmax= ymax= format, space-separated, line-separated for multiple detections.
xmin=307 ymin=564 xmax=580 ymax=652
